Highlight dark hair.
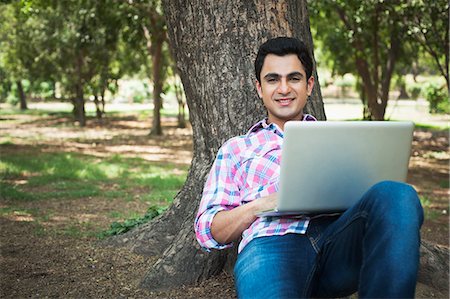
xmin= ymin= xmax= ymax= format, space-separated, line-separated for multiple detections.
xmin=254 ymin=37 xmax=313 ymax=82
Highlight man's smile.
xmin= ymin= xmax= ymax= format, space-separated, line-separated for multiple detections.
xmin=275 ymin=98 xmax=294 ymax=106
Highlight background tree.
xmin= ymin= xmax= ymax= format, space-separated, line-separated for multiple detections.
xmin=52 ymin=0 xmax=125 ymax=126
xmin=2 ymin=0 xmax=180 ymax=132
xmin=0 ymin=0 xmax=62 ymax=106
xmin=108 ymin=0 xmax=326 ymax=290
xmin=404 ymin=0 xmax=449 ymax=90
xmin=0 ymin=1 xmax=42 ymax=110
xmin=4 ymin=0 xmax=126 ymax=126
xmin=309 ymin=0 xmax=413 ymax=120
xmin=123 ymin=0 xmax=169 ymax=136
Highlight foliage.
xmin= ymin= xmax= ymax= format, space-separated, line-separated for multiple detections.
xmin=98 ymin=205 xmax=166 ymax=238
xmin=0 ymin=0 xmax=179 ymax=130
xmin=309 ymin=0 xmax=410 ymax=119
xmin=0 ymin=2 xmax=42 ymax=103
xmin=404 ymin=0 xmax=449 ymax=89
xmin=309 ymin=0 xmax=448 ymax=120
xmin=407 ymin=83 xmax=422 ymax=100
xmin=334 ymin=75 xmax=355 ymax=98
xmin=424 ymin=84 xmax=449 ymax=114
xmin=414 ymin=123 xmax=450 ymax=131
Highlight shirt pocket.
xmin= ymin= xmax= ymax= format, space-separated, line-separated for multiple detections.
xmin=239 ymin=143 xmax=281 ymax=192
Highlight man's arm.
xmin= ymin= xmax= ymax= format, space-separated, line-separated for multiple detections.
xmin=210 ymin=193 xmax=277 ymax=244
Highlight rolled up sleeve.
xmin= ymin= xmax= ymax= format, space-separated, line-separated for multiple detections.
xmin=194 ymin=143 xmax=241 ymax=251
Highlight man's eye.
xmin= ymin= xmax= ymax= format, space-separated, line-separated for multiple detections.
xmin=290 ymin=77 xmax=301 ymax=82
xmin=266 ymin=78 xmax=277 ymax=83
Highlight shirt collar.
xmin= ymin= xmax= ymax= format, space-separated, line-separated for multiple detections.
xmin=246 ymin=114 xmax=317 ymax=135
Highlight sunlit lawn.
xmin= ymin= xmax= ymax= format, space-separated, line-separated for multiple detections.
xmin=0 ymin=104 xmax=190 ymax=238
xmin=0 ymin=149 xmax=188 ymax=237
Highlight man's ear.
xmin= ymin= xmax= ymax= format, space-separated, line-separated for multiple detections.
xmin=256 ymin=80 xmax=262 ymax=98
xmin=307 ymin=76 xmax=315 ymax=96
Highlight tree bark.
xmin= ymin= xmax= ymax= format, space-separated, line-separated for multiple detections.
xmin=418 ymin=241 xmax=449 ymax=294
xmin=143 ymin=11 xmax=167 ymax=136
xmin=17 ymin=80 xmax=27 ymax=110
xmin=93 ymin=95 xmax=103 ymax=120
xmin=149 ymin=37 xmax=164 ymax=136
xmin=74 ymin=83 xmax=86 ymax=127
xmin=74 ymin=53 xmax=86 ymax=127
xmin=114 ymin=0 xmax=325 ymax=290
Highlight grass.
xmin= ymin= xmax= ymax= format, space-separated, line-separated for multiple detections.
xmin=0 ymin=103 xmax=190 ymax=238
xmin=98 ymin=205 xmax=166 ymax=238
xmin=420 ymin=196 xmax=449 ymax=221
xmin=414 ymin=122 xmax=450 ymax=131
xmin=440 ymin=179 xmax=449 ymax=189
xmin=0 ymin=102 xmax=183 ymax=120
xmin=0 ymin=146 xmax=188 ymax=237
xmin=0 ymin=206 xmax=39 ymax=217
xmin=0 ymin=182 xmax=35 ymax=201
xmin=0 ymin=107 xmax=68 ymax=116
xmin=1 ymin=151 xmax=187 ymax=198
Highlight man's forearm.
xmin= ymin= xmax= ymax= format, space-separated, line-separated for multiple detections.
xmin=210 ymin=193 xmax=277 ymax=244
xmin=210 ymin=203 xmax=258 ymax=245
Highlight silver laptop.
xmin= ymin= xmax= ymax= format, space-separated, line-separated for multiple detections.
xmin=258 ymin=121 xmax=415 ymax=217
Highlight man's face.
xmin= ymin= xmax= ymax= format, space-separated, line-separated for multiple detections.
xmin=256 ymin=53 xmax=314 ymax=130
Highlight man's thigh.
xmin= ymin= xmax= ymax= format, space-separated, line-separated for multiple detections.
xmin=311 ymin=181 xmax=423 ymax=298
xmin=308 ymin=215 xmax=364 ymax=298
xmin=234 ymin=234 xmax=316 ymax=299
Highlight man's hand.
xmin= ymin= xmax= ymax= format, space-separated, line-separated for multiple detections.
xmin=253 ymin=193 xmax=278 ymax=214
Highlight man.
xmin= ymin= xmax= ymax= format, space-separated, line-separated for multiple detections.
xmin=195 ymin=37 xmax=423 ymax=298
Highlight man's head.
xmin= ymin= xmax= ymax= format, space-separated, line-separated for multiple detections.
xmin=254 ymin=37 xmax=315 ymax=130
xmin=254 ymin=37 xmax=313 ymax=83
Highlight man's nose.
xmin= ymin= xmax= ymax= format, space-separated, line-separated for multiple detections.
xmin=277 ymin=78 xmax=290 ymax=94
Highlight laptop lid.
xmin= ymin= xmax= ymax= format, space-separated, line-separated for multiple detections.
xmin=260 ymin=121 xmax=414 ymax=216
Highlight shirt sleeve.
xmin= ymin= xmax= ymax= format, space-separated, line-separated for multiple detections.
xmin=194 ymin=142 xmax=241 ymax=251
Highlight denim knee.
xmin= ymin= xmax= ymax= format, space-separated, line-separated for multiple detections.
xmin=365 ymin=180 xmax=424 ymax=227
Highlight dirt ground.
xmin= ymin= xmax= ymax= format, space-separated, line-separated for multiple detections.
xmin=0 ymin=111 xmax=449 ymax=298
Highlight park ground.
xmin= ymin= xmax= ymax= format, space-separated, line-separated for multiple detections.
xmin=0 ymin=100 xmax=449 ymax=298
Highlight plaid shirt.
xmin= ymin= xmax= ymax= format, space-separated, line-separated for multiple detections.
xmin=195 ymin=114 xmax=317 ymax=253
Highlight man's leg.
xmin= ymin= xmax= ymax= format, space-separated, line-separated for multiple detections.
xmin=234 ymin=234 xmax=316 ymax=299
xmin=310 ymin=181 xmax=424 ymax=298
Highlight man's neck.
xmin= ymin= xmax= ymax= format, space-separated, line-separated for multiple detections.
xmin=267 ymin=114 xmax=304 ymax=131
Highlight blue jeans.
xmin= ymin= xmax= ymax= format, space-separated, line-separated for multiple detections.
xmin=234 ymin=181 xmax=424 ymax=298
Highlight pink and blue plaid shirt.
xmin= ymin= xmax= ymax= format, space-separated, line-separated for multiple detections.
xmin=195 ymin=114 xmax=317 ymax=253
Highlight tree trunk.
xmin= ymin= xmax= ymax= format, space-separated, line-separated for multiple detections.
xmin=398 ymin=83 xmax=409 ymax=99
xmin=143 ymin=11 xmax=167 ymax=137
xmin=100 ymin=85 xmax=106 ymax=115
xmin=74 ymin=83 xmax=86 ymax=127
xmin=149 ymin=36 xmax=164 ymax=136
xmin=74 ymin=53 xmax=86 ymax=127
xmin=337 ymin=5 xmax=403 ymax=121
xmin=366 ymin=87 xmax=385 ymax=121
xmin=107 ymin=0 xmax=325 ymax=290
xmin=379 ymin=27 xmax=400 ymax=119
xmin=93 ymin=95 xmax=103 ymax=120
xmin=418 ymin=241 xmax=449 ymax=294
xmin=17 ymin=80 xmax=27 ymax=110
